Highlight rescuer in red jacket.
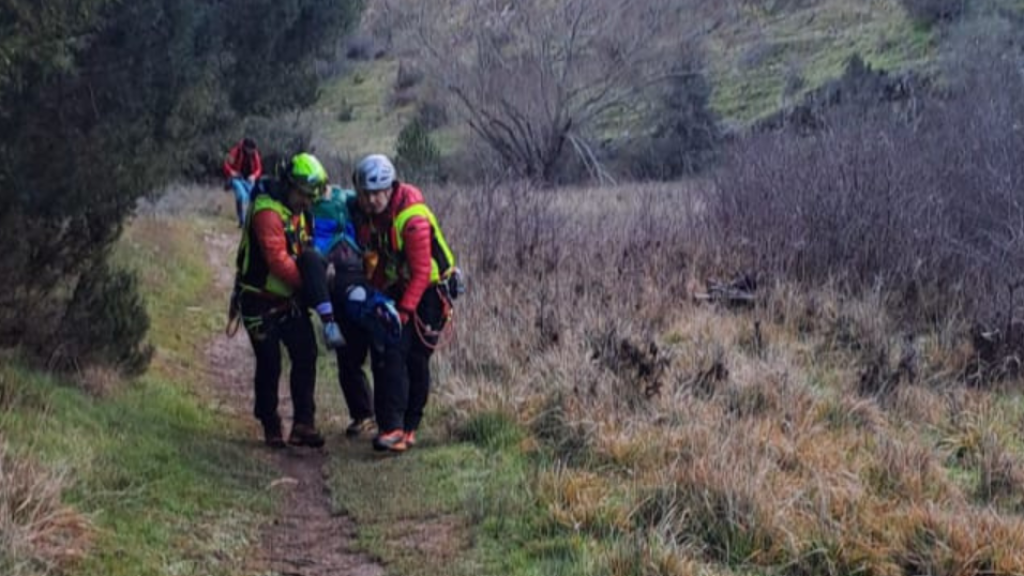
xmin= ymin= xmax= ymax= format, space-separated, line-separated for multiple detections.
xmin=223 ymin=137 xmax=263 ymax=228
xmin=352 ymin=154 xmax=460 ymax=453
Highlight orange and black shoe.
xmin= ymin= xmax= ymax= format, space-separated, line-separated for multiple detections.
xmin=372 ymin=429 xmax=408 ymax=453
xmin=288 ymin=423 xmax=326 ymax=448
xmin=403 ymin=430 xmax=417 ymax=448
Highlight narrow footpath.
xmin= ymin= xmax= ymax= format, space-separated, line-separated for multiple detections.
xmin=204 ymin=229 xmax=385 ymax=576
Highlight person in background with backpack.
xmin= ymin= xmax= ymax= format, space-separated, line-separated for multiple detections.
xmin=352 ymin=154 xmax=463 ymax=453
xmin=223 ymin=137 xmax=263 ymax=228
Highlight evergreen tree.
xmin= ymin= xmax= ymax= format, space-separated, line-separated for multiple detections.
xmin=0 ymin=0 xmax=364 ymax=370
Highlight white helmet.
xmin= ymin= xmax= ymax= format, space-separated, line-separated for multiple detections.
xmin=353 ymin=154 xmax=396 ymax=191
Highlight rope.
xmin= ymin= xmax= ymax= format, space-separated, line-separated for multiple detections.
xmin=411 ymin=288 xmax=456 ymax=351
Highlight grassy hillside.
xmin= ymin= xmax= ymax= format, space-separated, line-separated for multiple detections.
xmin=706 ymin=0 xmax=933 ymax=123
xmin=311 ymin=0 xmax=946 ymax=155
xmin=312 ymin=59 xmax=412 ymax=160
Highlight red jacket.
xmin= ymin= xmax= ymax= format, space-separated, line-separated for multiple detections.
xmin=252 ymin=209 xmax=304 ymax=291
xmin=222 ymin=141 xmax=263 ymax=180
xmin=366 ymin=183 xmax=433 ymax=316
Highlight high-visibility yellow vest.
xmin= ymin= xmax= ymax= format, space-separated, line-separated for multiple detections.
xmin=382 ymin=203 xmax=456 ymax=285
xmin=236 ymin=193 xmax=309 ymax=298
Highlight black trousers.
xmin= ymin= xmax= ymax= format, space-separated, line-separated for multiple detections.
xmin=323 ymin=243 xmax=378 ymax=422
xmin=333 ymin=314 xmax=375 ymax=422
xmin=240 ymin=294 xmax=318 ymax=427
xmin=373 ymin=287 xmax=444 ymax=432
xmin=296 ymin=250 xmax=331 ymax=310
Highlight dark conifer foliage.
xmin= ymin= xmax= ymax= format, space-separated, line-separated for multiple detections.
xmin=0 ymin=0 xmax=363 ymax=372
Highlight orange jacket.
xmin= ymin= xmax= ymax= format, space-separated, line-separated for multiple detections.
xmin=251 ymin=209 xmax=303 ymax=290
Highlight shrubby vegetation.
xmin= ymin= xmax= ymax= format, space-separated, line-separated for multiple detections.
xmin=394 ymin=118 xmax=443 ymax=184
xmin=0 ymin=0 xmax=363 ymax=373
xmin=410 ymin=0 xmax=720 ymax=184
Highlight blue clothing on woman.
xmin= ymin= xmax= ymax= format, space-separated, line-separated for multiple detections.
xmin=312 ymin=186 xmax=400 ymax=346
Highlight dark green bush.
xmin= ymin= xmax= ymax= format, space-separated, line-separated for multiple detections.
xmin=57 ymin=263 xmax=154 ymax=376
xmin=395 ymin=118 xmax=443 ymax=184
xmin=617 ymin=64 xmax=721 ymax=180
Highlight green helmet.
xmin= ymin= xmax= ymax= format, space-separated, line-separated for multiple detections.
xmin=288 ymin=153 xmax=328 ymax=197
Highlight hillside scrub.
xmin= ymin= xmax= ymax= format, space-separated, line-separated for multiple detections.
xmin=427 ymin=177 xmax=1024 ymax=575
xmin=706 ymin=54 xmax=1024 ymax=382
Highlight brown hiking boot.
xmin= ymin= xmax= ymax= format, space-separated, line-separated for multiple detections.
xmin=288 ymin=423 xmax=325 ymax=448
xmin=262 ymin=418 xmax=285 ymax=449
xmin=345 ymin=417 xmax=376 ymax=438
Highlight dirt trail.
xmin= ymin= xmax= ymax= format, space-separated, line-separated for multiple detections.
xmin=203 ymin=229 xmax=385 ymax=576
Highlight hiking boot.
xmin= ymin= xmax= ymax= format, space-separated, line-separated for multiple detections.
xmin=403 ymin=430 xmax=417 ymax=448
xmin=323 ymin=321 xmax=345 ymax=349
xmin=262 ymin=418 xmax=285 ymax=449
xmin=345 ymin=417 xmax=376 ymax=438
xmin=372 ymin=430 xmax=408 ymax=453
xmin=288 ymin=423 xmax=325 ymax=448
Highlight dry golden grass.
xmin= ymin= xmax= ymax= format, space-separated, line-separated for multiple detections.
xmin=428 ymin=180 xmax=1024 ymax=576
xmin=0 ymin=439 xmax=92 ymax=575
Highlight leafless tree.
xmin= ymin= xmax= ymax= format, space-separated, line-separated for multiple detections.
xmin=408 ymin=0 xmax=705 ymax=183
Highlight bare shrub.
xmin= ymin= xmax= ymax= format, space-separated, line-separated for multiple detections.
xmin=0 ymin=440 xmax=91 ymax=574
xmin=412 ymin=0 xmax=705 ymax=183
xmin=433 ymin=178 xmax=699 ymax=428
xmin=706 ymin=55 xmax=1024 ymax=384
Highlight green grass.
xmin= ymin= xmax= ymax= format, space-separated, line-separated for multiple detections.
xmin=708 ymin=0 xmax=935 ymax=123
xmin=0 ymin=213 xmax=276 ymax=575
xmin=328 ymin=411 xmax=592 ymax=576
xmin=315 ymin=60 xmax=416 ymax=159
